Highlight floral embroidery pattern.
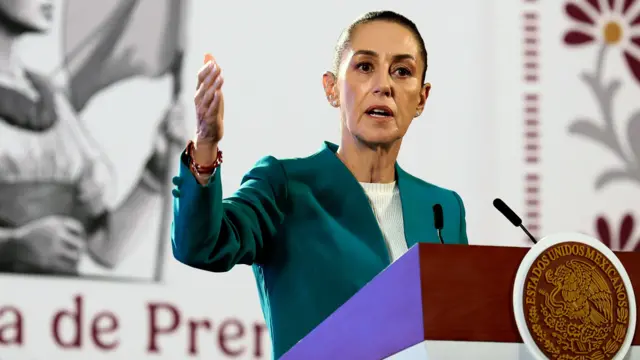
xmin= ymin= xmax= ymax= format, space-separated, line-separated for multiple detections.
xmin=595 ymin=213 xmax=640 ymax=251
xmin=563 ymin=0 xmax=640 ymax=189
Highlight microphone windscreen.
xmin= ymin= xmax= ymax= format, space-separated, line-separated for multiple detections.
xmin=433 ymin=204 xmax=444 ymax=229
xmin=493 ymin=198 xmax=522 ymax=226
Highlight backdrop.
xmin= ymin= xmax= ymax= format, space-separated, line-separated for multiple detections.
xmin=1 ymin=0 xmax=639 ymax=358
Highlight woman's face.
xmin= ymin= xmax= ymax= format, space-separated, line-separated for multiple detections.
xmin=324 ymin=21 xmax=429 ymax=147
xmin=0 ymin=0 xmax=54 ymax=33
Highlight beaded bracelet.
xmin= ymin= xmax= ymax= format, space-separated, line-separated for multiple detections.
xmin=186 ymin=140 xmax=223 ymax=176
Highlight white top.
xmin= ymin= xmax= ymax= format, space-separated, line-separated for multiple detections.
xmin=0 ymin=89 xmax=112 ymax=215
xmin=360 ymin=181 xmax=408 ymax=262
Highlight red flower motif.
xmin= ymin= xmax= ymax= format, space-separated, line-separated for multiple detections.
xmin=563 ymin=0 xmax=640 ymax=83
xmin=596 ymin=213 xmax=640 ymax=251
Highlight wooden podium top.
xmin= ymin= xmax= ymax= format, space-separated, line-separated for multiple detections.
xmin=281 ymin=243 xmax=640 ymax=360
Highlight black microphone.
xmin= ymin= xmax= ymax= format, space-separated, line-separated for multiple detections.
xmin=492 ymin=198 xmax=537 ymax=244
xmin=432 ymin=204 xmax=444 ymax=244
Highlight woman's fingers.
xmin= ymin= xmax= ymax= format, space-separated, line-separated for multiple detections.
xmin=206 ymin=90 xmax=223 ymax=119
xmin=195 ymin=64 xmax=222 ymax=117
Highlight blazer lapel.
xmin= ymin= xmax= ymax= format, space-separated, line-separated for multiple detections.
xmin=313 ymin=142 xmax=449 ymax=262
xmin=396 ymin=165 xmax=443 ymax=248
xmin=315 ymin=142 xmax=390 ymax=264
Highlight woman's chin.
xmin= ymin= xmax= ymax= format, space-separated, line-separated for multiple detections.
xmin=355 ymin=130 xmax=401 ymax=147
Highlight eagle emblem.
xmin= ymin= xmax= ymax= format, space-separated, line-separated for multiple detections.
xmin=543 ymin=260 xmax=613 ymax=328
xmin=522 ymin=242 xmax=631 ymax=359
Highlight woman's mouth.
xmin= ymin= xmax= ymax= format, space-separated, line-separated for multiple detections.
xmin=365 ymin=105 xmax=394 ymax=119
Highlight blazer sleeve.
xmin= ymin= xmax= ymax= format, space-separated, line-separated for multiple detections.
xmin=171 ymin=152 xmax=288 ymax=272
xmin=453 ymin=191 xmax=469 ymax=245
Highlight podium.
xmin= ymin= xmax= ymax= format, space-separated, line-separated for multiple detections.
xmin=280 ymin=243 xmax=640 ymax=360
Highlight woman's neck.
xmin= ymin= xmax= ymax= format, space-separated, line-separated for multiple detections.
xmin=0 ymin=27 xmax=38 ymax=100
xmin=0 ymin=26 xmax=22 ymax=79
xmin=336 ymin=133 xmax=400 ymax=184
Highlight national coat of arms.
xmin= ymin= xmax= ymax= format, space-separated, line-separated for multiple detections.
xmin=521 ymin=241 xmax=633 ymax=359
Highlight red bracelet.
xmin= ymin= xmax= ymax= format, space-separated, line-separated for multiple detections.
xmin=187 ymin=141 xmax=223 ymax=175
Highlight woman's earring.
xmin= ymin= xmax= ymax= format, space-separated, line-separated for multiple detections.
xmin=331 ymin=100 xmax=338 ymax=107
xmin=415 ymin=111 xmax=421 ymax=117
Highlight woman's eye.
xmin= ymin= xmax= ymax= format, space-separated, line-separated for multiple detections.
xmin=395 ymin=68 xmax=412 ymax=77
xmin=356 ymin=63 xmax=372 ymax=72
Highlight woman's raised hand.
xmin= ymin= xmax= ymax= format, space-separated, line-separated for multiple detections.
xmin=193 ymin=53 xmax=224 ymax=163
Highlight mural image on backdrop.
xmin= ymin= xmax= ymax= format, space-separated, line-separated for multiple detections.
xmin=0 ymin=0 xmax=188 ymax=282
xmin=563 ymin=0 xmax=640 ymax=251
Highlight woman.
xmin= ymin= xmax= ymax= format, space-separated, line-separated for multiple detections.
xmin=172 ymin=10 xmax=469 ymax=359
xmin=0 ymin=0 xmax=182 ymax=276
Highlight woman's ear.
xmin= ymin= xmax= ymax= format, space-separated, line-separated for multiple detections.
xmin=322 ymin=71 xmax=339 ymax=107
xmin=416 ymin=82 xmax=431 ymax=116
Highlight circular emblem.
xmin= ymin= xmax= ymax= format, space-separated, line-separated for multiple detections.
xmin=513 ymin=232 xmax=636 ymax=360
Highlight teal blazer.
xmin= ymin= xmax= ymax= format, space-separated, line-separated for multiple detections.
xmin=171 ymin=141 xmax=468 ymax=359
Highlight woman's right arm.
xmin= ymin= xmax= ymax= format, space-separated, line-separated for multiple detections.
xmin=171 ymin=53 xmax=289 ymax=272
xmin=171 ymin=149 xmax=288 ymax=272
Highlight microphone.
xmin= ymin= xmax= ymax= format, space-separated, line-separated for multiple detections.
xmin=432 ymin=204 xmax=445 ymax=244
xmin=492 ymin=198 xmax=538 ymax=244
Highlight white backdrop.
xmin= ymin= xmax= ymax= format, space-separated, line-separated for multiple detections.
xmin=1 ymin=0 xmax=639 ymax=359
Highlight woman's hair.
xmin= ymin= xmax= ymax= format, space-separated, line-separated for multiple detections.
xmin=0 ymin=6 xmax=38 ymax=35
xmin=332 ymin=10 xmax=428 ymax=84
